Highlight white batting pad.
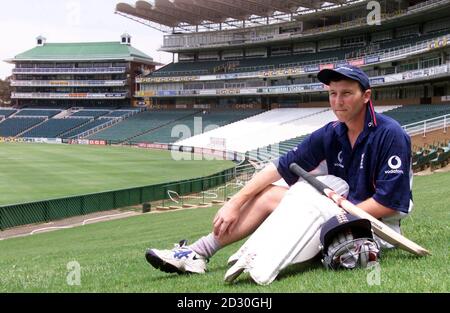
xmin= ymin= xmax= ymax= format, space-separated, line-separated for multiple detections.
xmin=225 ymin=175 xmax=348 ymax=285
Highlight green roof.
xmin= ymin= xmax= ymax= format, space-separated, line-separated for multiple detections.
xmin=11 ymin=42 xmax=157 ymax=64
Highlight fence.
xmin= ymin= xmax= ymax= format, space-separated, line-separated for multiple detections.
xmin=402 ymin=114 xmax=449 ymax=137
xmin=0 ymin=166 xmax=240 ymax=231
xmin=159 ymin=165 xmax=256 ymax=208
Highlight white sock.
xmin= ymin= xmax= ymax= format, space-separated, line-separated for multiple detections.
xmin=189 ymin=233 xmax=222 ymax=258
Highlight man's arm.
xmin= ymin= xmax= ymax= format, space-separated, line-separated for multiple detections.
xmin=230 ymin=163 xmax=282 ymax=207
xmin=213 ymin=163 xmax=282 ymax=238
xmin=357 ymin=198 xmax=397 ymax=219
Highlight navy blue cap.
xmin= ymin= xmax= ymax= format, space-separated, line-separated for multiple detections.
xmin=320 ymin=213 xmax=373 ymax=251
xmin=317 ymin=65 xmax=370 ymax=91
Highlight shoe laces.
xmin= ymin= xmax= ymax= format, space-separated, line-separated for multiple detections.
xmin=172 ymin=239 xmax=189 ymax=250
xmin=171 ymin=240 xmax=209 ymax=263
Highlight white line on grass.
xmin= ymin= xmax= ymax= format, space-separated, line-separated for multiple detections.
xmin=82 ymin=211 xmax=136 ymax=225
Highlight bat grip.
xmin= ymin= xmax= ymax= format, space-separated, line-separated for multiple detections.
xmin=289 ymin=163 xmax=330 ymax=195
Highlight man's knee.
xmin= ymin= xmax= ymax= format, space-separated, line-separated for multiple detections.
xmin=256 ymin=185 xmax=287 ymax=214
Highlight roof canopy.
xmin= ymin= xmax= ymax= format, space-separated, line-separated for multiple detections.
xmin=8 ymin=42 xmax=161 ymax=65
xmin=116 ymin=0 xmax=354 ymax=31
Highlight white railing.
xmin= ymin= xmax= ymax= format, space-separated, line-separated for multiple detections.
xmin=12 ymin=67 xmax=127 ymax=74
xmin=74 ymin=118 xmax=117 ymax=139
xmin=11 ymin=92 xmax=128 ymax=99
xmin=11 ymin=80 xmax=127 ymax=87
xmin=402 ymin=114 xmax=449 ymax=136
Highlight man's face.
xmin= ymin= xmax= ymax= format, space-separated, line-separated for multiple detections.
xmin=328 ymin=80 xmax=371 ymax=125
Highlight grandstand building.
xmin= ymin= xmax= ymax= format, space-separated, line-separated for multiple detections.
xmin=116 ymin=0 xmax=450 ymax=110
xmin=6 ymin=34 xmax=161 ymax=108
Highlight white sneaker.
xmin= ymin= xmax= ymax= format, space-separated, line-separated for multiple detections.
xmin=145 ymin=240 xmax=208 ymax=274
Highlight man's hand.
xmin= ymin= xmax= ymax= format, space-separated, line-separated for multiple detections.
xmin=212 ymin=163 xmax=282 ymax=239
xmin=213 ymin=200 xmax=241 ymax=239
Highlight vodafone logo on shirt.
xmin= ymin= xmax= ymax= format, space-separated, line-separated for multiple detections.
xmin=385 ymin=156 xmax=404 ymax=174
xmin=334 ymin=151 xmax=344 ymax=168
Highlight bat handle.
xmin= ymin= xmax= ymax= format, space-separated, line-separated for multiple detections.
xmin=289 ymin=163 xmax=329 ymax=195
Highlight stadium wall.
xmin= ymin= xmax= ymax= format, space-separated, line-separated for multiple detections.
xmin=0 ymin=167 xmax=236 ymax=230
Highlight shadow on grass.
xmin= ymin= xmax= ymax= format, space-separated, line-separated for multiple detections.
xmin=221 ymin=257 xmax=324 ymax=287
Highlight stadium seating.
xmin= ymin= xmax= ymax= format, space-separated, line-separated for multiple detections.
xmin=382 ymin=104 xmax=450 ymax=125
xmin=103 ymin=110 xmax=140 ymax=118
xmin=131 ymin=110 xmax=263 ymax=144
xmin=430 ymin=145 xmax=450 ymax=170
xmin=247 ymin=135 xmax=308 ymax=162
xmin=152 ymin=48 xmax=350 ymax=76
xmin=0 ymin=109 xmax=17 ymax=118
xmin=89 ymin=110 xmax=199 ymax=142
xmin=177 ymin=108 xmax=330 ymax=152
xmin=62 ymin=119 xmax=113 ymax=138
xmin=15 ymin=109 xmax=62 ymax=118
xmin=152 ymin=61 xmax=216 ymax=76
xmin=230 ymin=50 xmax=346 ymax=72
xmin=379 ymin=29 xmax=450 ymax=50
xmin=3 ymin=103 xmax=448 ymax=154
xmin=413 ymin=140 xmax=450 ymax=171
xmin=69 ymin=110 xmax=111 ymax=118
xmin=374 ymin=106 xmax=403 ymax=114
xmin=0 ymin=117 xmax=46 ymax=137
xmin=150 ymin=29 xmax=449 ymax=77
xmin=21 ymin=118 xmax=91 ymax=138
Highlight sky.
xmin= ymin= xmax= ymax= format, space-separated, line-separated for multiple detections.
xmin=0 ymin=0 xmax=173 ymax=79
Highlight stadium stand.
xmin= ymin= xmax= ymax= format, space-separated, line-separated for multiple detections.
xmin=125 ymin=0 xmax=450 ymax=127
xmin=149 ymin=29 xmax=450 ymax=77
xmin=8 ymin=36 xmax=160 ymax=108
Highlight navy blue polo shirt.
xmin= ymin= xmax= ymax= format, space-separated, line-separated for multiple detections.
xmin=275 ymin=102 xmax=413 ymax=213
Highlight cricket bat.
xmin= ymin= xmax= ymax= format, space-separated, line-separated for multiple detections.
xmin=289 ymin=163 xmax=430 ymax=256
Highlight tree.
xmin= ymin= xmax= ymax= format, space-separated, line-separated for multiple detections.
xmin=0 ymin=76 xmax=12 ymax=106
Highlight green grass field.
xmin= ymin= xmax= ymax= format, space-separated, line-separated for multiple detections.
xmin=0 ymin=171 xmax=448 ymax=293
xmin=0 ymin=143 xmax=234 ymax=206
